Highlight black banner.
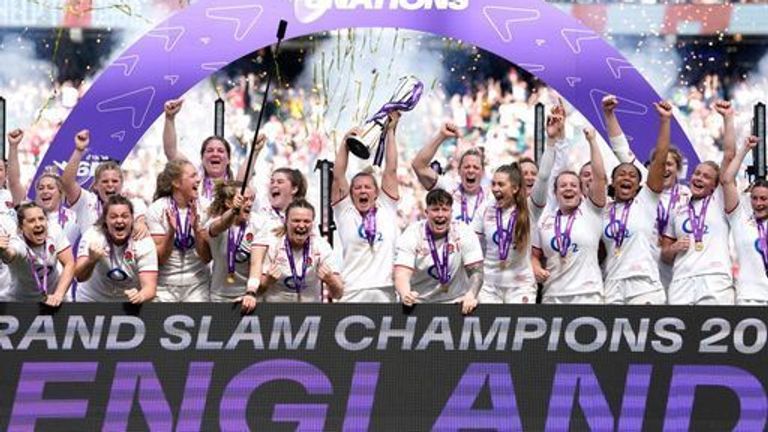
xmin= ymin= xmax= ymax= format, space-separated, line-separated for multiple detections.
xmin=1 ymin=304 xmax=767 ymax=431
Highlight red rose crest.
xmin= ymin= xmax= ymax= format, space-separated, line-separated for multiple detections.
xmin=447 ymin=244 xmax=455 ymax=254
xmin=246 ymin=232 xmax=254 ymax=242
xmin=5 ymin=201 xmax=13 ymax=209
xmin=48 ymin=244 xmax=55 ymax=254
xmin=124 ymin=250 xmax=134 ymax=263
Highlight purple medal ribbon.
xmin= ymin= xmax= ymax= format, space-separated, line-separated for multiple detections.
xmin=27 ymin=243 xmax=49 ymax=295
xmin=57 ymin=206 xmax=68 ymax=228
xmin=227 ymin=223 xmax=247 ymax=275
xmin=460 ymin=187 xmax=484 ymax=223
xmin=284 ymin=236 xmax=310 ymax=293
xmin=362 ymin=208 xmax=377 ymax=246
xmin=687 ymin=195 xmax=711 ymax=245
xmin=657 ymin=184 xmax=679 ymax=235
xmin=554 ymin=209 xmax=577 ymax=258
xmin=171 ymin=199 xmax=194 ymax=251
xmin=609 ymin=199 xmax=633 ymax=250
xmin=425 ymin=223 xmax=451 ymax=285
xmin=367 ymin=80 xmax=424 ymax=166
xmin=757 ymin=218 xmax=768 ymax=274
xmin=495 ymin=206 xmax=518 ymax=261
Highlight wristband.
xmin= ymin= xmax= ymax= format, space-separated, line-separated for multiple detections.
xmin=246 ymin=278 xmax=260 ymax=293
xmin=244 ymin=291 xmax=258 ymax=299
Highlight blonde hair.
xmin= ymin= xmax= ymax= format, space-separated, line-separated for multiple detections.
xmin=154 ymin=159 xmax=193 ymax=201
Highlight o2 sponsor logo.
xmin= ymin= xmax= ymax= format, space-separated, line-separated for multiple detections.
xmin=294 ymin=0 xmax=469 ymax=24
xmin=492 ymin=230 xmax=517 ymax=250
xmin=603 ymin=221 xmax=632 ymax=240
xmin=357 ymin=224 xmax=383 ymax=243
xmin=427 ymin=265 xmax=452 ymax=283
xmin=550 ymin=235 xmax=579 ymax=254
xmin=681 ymin=218 xmax=710 ymax=235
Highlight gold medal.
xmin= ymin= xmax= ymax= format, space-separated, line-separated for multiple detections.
xmin=614 ymin=248 xmax=621 ymax=257
xmin=227 ymin=273 xmax=236 ymax=284
xmin=695 ymin=242 xmax=704 ymax=251
xmin=441 ymin=283 xmax=450 ymax=293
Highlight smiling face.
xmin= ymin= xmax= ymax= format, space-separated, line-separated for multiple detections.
xmin=459 ymin=154 xmax=483 ymax=194
xmin=286 ymin=207 xmax=314 ymax=247
xmin=751 ymin=185 xmax=768 ymax=221
xmin=173 ymin=163 xmax=201 ymax=202
xmin=269 ymin=172 xmax=296 ymax=211
xmin=94 ymin=168 xmax=123 ymax=203
xmin=20 ymin=206 xmax=48 ymax=247
xmin=351 ymin=175 xmax=378 ymax=214
xmin=689 ymin=162 xmax=718 ymax=199
xmin=555 ymin=172 xmax=582 ymax=212
xmin=519 ymin=160 xmax=538 ymax=197
xmin=579 ymin=163 xmax=593 ymax=196
xmin=106 ymin=204 xmax=133 ymax=245
xmin=201 ymin=138 xmax=230 ymax=179
xmin=491 ymin=171 xmax=518 ymax=209
xmin=425 ymin=202 xmax=452 ymax=238
xmin=663 ymin=153 xmax=681 ymax=189
xmin=35 ymin=176 xmax=63 ymax=213
xmin=611 ymin=163 xmax=641 ymax=202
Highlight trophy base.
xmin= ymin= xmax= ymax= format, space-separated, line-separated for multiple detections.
xmin=346 ymin=136 xmax=371 ymax=160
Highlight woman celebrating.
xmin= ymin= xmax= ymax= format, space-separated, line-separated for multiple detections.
xmin=206 ymin=180 xmax=255 ymax=302
xmin=471 ymin=164 xmax=535 ymax=304
xmin=33 ymin=173 xmax=80 ymax=245
xmin=242 ymin=199 xmax=342 ymax=309
xmin=147 ymin=159 xmax=211 ymax=302
xmin=0 ymin=202 xmax=74 ymax=305
xmin=331 ymin=112 xmax=401 ymax=302
xmin=75 ymin=195 xmax=157 ymax=303
xmin=661 ymin=157 xmax=734 ymax=305
xmin=723 ymin=136 xmax=768 ymax=305
xmin=248 ymin=167 xmax=308 ymax=244
xmin=162 ymin=99 xmax=266 ymax=210
xmin=601 ymin=102 xmax=673 ymax=304
xmin=532 ymin=127 xmax=607 ymax=304
xmin=62 ymin=130 xmax=149 ymax=237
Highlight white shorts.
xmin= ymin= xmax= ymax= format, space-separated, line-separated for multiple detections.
xmin=478 ymin=284 xmax=537 ymax=304
xmin=262 ymin=288 xmax=323 ymax=303
xmin=668 ymin=274 xmax=734 ymax=305
xmin=605 ymin=277 xmax=666 ymax=305
xmin=542 ymin=292 xmax=603 ymax=305
xmin=155 ymin=280 xmax=210 ymax=302
xmin=339 ymin=287 xmax=396 ymax=303
xmin=737 ymin=298 xmax=768 ymax=306
xmin=210 ymin=290 xmax=244 ymax=303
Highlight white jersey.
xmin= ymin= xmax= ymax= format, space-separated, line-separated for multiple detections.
xmin=394 ymin=220 xmax=483 ymax=303
xmin=0 ymin=189 xmax=15 ymax=222
xmin=664 ymin=187 xmax=732 ymax=281
xmin=533 ymin=200 xmax=604 ymax=297
xmin=75 ymin=227 xmax=158 ymax=302
xmin=47 ymin=206 xmax=80 ymax=246
xmin=207 ymin=220 xmax=252 ymax=300
xmin=602 ymin=187 xmax=661 ymax=282
xmin=0 ymin=203 xmax=17 ymax=301
xmin=147 ymin=197 xmax=211 ymax=289
xmin=69 ymin=189 xmax=147 ymax=232
xmin=4 ymin=224 xmax=71 ymax=302
xmin=657 ymin=184 xmax=691 ymax=287
xmin=334 ymin=193 xmax=399 ymax=292
xmin=248 ymin=200 xmax=285 ymax=245
xmin=471 ymin=199 xmax=535 ymax=290
xmin=434 ymin=175 xmax=487 ymax=224
xmin=727 ymin=201 xmax=768 ymax=302
xmin=260 ymin=232 xmax=337 ymax=303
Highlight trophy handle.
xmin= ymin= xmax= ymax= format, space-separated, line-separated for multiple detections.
xmin=345 ymin=122 xmax=378 ymax=160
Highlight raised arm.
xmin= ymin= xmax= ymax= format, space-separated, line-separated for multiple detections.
xmin=602 ymin=95 xmax=648 ymax=178
xmin=411 ymin=122 xmax=459 ymax=190
xmin=331 ymin=128 xmax=358 ymax=204
xmin=162 ymin=99 xmax=183 ymax=161
xmin=61 ymin=130 xmax=89 ymax=205
xmin=723 ymin=136 xmax=757 ymax=213
xmin=6 ymin=129 xmax=26 ymax=204
xmin=382 ymin=111 xmax=401 ymax=199
xmin=235 ymin=133 xmax=266 ymax=183
xmin=207 ymin=194 xmax=243 ymax=238
xmin=585 ymin=128 xmax=607 ymax=207
xmin=713 ymin=100 xmax=736 ymax=173
xmin=646 ymin=102 xmax=673 ymax=194
xmin=530 ymin=102 xmax=565 ymax=207
xmin=602 ymin=95 xmax=624 ymax=139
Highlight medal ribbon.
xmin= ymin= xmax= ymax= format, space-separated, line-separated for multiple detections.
xmin=657 ymin=184 xmax=679 ymax=234
xmin=460 ymin=187 xmax=484 ymax=223
xmin=609 ymin=199 xmax=633 ymax=250
xmin=554 ymin=209 xmax=577 ymax=258
xmin=27 ymin=243 xmax=48 ymax=294
xmin=757 ymin=218 xmax=768 ymax=274
xmin=495 ymin=206 xmax=518 ymax=261
xmin=171 ymin=199 xmax=194 ymax=251
xmin=285 ymin=236 xmax=310 ymax=293
xmin=362 ymin=208 xmax=377 ymax=246
xmin=227 ymin=222 xmax=247 ymax=275
xmin=687 ymin=195 xmax=711 ymax=245
xmin=425 ymin=223 xmax=451 ymax=284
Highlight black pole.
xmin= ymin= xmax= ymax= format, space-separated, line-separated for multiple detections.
xmin=534 ymin=102 xmax=545 ymax=165
xmin=240 ymin=19 xmax=288 ymax=195
xmin=0 ymin=96 xmax=6 ymax=161
xmin=314 ymin=159 xmax=336 ymax=247
xmin=214 ymin=97 xmax=225 ymax=138
xmin=752 ymin=102 xmax=766 ymax=181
